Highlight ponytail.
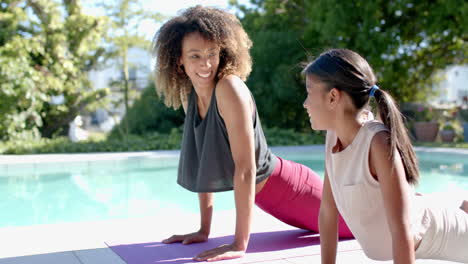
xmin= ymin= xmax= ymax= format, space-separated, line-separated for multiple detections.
xmin=373 ymin=88 xmax=419 ymax=185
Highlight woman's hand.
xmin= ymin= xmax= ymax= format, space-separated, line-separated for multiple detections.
xmin=162 ymin=230 xmax=209 ymax=245
xmin=193 ymin=243 xmax=246 ymax=262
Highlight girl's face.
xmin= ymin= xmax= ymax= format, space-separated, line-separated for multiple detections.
xmin=303 ymin=75 xmax=334 ymax=130
xmin=180 ymin=32 xmax=220 ymax=90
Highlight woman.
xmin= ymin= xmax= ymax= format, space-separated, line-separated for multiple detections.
xmin=153 ymin=6 xmax=352 ymax=262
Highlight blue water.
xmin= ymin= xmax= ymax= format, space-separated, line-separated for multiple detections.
xmin=0 ymin=149 xmax=467 ymax=228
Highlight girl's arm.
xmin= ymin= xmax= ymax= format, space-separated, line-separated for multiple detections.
xmin=370 ymin=131 xmax=415 ymax=264
xmin=194 ymin=75 xmax=256 ymax=261
xmin=320 ymin=171 xmax=339 ymax=264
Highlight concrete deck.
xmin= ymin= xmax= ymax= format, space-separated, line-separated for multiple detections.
xmin=1 ymin=146 xmax=466 ymax=263
xmin=0 ymin=207 xmax=460 ymax=264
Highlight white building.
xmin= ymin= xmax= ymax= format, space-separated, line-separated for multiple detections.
xmin=433 ymin=65 xmax=468 ymax=105
xmin=88 ymin=47 xmax=153 ymax=128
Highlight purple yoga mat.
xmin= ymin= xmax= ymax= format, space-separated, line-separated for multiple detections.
xmin=106 ymin=229 xmax=358 ymax=264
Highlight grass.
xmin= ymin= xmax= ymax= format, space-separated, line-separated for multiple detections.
xmin=414 ymin=141 xmax=468 ymax=148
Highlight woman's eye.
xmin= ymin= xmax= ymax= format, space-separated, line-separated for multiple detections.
xmin=190 ymin=55 xmax=199 ymax=59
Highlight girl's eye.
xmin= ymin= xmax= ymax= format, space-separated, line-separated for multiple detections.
xmin=190 ymin=55 xmax=199 ymax=59
xmin=209 ymin=53 xmax=216 ymax=57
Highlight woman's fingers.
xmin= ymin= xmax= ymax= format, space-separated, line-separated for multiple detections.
xmin=162 ymin=235 xmax=183 ymax=244
xmin=195 ymin=247 xmax=219 ymax=259
xmin=194 ymin=244 xmax=245 ymax=262
xmin=206 ymin=251 xmax=243 ymax=262
xmin=183 ymin=236 xmax=200 ymax=244
xmin=163 ymin=232 xmax=208 ymax=244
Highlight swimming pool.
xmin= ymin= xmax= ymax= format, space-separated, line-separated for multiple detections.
xmin=1 ymin=146 xmax=467 ymax=228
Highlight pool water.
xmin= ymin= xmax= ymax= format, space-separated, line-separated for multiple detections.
xmin=0 ymin=148 xmax=467 ymax=228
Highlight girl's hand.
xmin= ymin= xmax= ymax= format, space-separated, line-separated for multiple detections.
xmin=162 ymin=230 xmax=208 ymax=245
xmin=193 ymin=243 xmax=246 ymax=262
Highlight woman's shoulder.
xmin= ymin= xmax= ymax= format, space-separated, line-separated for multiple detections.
xmin=217 ymin=74 xmax=246 ymax=90
xmin=215 ymin=74 xmax=253 ymax=119
xmin=215 ymin=74 xmax=250 ymax=101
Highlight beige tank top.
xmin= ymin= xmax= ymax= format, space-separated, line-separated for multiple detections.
xmin=325 ymin=120 xmax=430 ymax=260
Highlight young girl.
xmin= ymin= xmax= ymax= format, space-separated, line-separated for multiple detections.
xmin=153 ymin=6 xmax=352 ymax=262
xmin=302 ymin=48 xmax=468 ymax=263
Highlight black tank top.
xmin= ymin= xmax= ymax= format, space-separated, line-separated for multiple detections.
xmin=177 ymin=87 xmax=277 ymax=192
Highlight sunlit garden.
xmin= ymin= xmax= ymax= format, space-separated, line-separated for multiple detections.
xmin=1 ymin=1 xmax=468 ymax=264
xmin=1 ymin=0 xmax=467 ymax=154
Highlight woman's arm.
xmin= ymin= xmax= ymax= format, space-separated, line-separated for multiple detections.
xmin=194 ymin=75 xmax=256 ymax=261
xmin=162 ymin=92 xmax=212 ymax=246
xmin=370 ymin=131 xmax=415 ymax=264
xmin=320 ymin=171 xmax=339 ymax=264
xmin=198 ymin=192 xmax=213 ymax=237
xmin=162 ymin=192 xmax=213 ymax=245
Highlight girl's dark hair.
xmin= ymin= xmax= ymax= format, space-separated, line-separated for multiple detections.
xmin=152 ymin=5 xmax=252 ymax=109
xmin=303 ymin=49 xmax=419 ymax=185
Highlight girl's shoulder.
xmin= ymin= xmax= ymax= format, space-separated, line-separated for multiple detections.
xmin=364 ymin=121 xmax=390 ymax=149
xmin=364 ymin=120 xmax=388 ymax=133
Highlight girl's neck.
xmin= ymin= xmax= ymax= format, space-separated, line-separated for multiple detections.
xmin=333 ymin=116 xmax=363 ymax=152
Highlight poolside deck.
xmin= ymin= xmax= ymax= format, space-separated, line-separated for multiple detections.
xmin=1 ymin=146 xmax=466 ymax=263
xmin=0 ymin=207 xmax=460 ymax=264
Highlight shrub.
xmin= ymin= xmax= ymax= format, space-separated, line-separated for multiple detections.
xmin=0 ymin=127 xmax=325 ymax=154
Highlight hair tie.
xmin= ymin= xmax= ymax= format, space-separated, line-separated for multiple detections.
xmin=369 ymin=84 xmax=379 ymax=97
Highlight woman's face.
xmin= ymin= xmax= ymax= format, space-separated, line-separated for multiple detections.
xmin=303 ymin=75 xmax=333 ymax=130
xmin=179 ymin=32 xmax=220 ymax=90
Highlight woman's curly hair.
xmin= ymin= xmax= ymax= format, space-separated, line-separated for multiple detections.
xmin=152 ymin=5 xmax=253 ymax=109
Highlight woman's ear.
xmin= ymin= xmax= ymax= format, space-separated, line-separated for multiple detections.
xmin=177 ymin=59 xmax=184 ymax=74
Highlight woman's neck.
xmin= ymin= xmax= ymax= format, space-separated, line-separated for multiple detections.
xmin=194 ymin=83 xmax=215 ymax=109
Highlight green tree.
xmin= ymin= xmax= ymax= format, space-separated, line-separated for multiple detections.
xmin=97 ymin=0 xmax=163 ymax=141
xmin=231 ymin=0 xmax=468 ymax=131
xmin=0 ymin=0 xmax=109 ymax=140
xmin=114 ymin=82 xmax=185 ymax=136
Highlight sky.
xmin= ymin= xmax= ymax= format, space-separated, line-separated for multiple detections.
xmin=82 ymin=0 xmax=251 ymax=40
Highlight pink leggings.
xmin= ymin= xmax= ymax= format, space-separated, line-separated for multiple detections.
xmin=255 ymin=156 xmax=353 ymax=238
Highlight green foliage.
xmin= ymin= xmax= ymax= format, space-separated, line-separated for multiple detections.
xmin=458 ymin=108 xmax=468 ymax=123
xmin=231 ymin=0 xmax=468 ymax=131
xmin=264 ymin=127 xmax=324 ymax=146
xmin=0 ymin=0 xmax=109 ymax=140
xmin=414 ymin=142 xmax=468 ymax=149
xmin=441 ymin=122 xmax=455 ymax=131
xmin=413 ymin=104 xmax=437 ymax=122
xmin=97 ymin=0 xmax=163 ymax=138
xmin=0 ymin=128 xmax=183 ymax=154
xmin=248 ymin=30 xmax=311 ymax=131
xmin=458 ymin=96 xmax=468 ymax=122
xmin=112 ymin=82 xmax=185 ymax=135
xmin=0 ymin=126 xmax=325 ymax=154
